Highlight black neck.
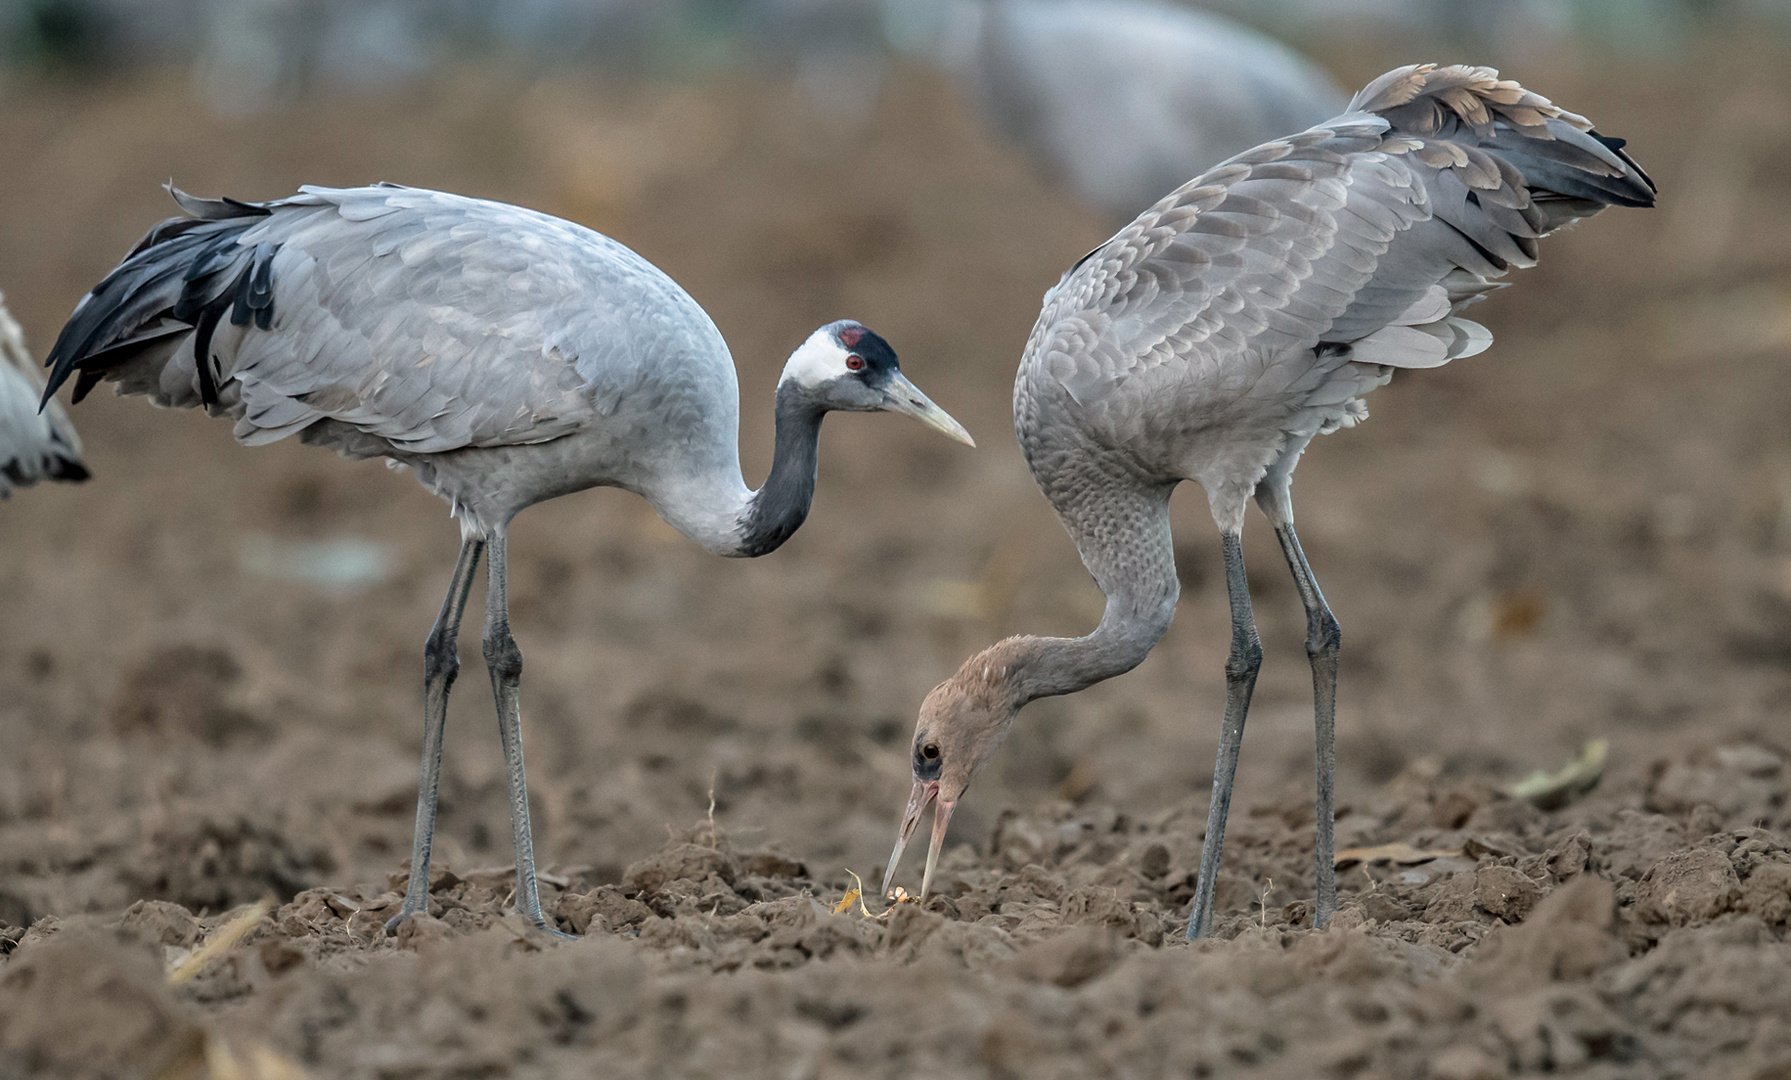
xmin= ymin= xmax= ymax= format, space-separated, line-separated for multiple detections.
xmin=736 ymin=383 xmax=825 ymax=557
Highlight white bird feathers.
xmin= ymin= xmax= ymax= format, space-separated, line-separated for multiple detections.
xmin=0 ymin=295 xmax=86 ymax=497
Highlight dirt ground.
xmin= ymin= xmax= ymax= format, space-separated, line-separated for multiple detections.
xmin=2 ymin=34 xmax=1790 ymax=1080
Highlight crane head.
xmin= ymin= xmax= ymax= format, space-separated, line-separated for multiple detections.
xmin=779 ymin=321 xmax=974 ymax=446
xmin=882 ymin=638 xmax=1029 ymax=901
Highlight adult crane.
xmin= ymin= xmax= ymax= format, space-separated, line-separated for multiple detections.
xmin=40 ymin=184 xmax=973 ymax=935
xmin=1 ymin=293 xmax=87 ymax=497
xmin=882 ymin=65 xmax=1654 ymax=937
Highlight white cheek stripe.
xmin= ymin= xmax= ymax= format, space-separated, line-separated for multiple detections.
xmin=781 ymin=329 xmax=849 ymax=388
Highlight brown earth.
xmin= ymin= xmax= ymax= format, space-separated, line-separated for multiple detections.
xmin=3 ymin=36 xmax=1791 ymax=1080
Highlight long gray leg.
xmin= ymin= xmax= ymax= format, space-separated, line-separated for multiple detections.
xmin=387 ymin=537 xmax=484 ymax=933
xmin=1274 ymin=521 xmax=1339 ymax=930
xmin=1187 ymin=531 xmax=1262 ymax=940
xmin=481 ymin=531 xmax=572 ymax=938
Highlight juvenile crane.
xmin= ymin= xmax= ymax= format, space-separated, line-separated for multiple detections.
xmin=40 ymin=184 xmax=973 ymax=935
xmin=883 ymin=65 xmax=1653 ymax=937
xmin=1 ymin=294 xmax=86 ymax=496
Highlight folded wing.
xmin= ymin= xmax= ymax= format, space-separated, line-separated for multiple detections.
xmin=1024 ymin=63 xmax=1654 ymax=434
xmin=40 ymin=185 xmax=705 ymax=457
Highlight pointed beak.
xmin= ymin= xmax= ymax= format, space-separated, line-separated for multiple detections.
xmin=884 ymin=779 xmax=935 ymax=896
xmin=883 ymin=778 xmax=958 ymax=900
xmin=880 ymin=371 xmax=975 ymax=447
xmin=921 ymin=797 xmax=956 ymax=900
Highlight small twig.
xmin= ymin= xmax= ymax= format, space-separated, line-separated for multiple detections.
xmin=705 ymin=768 xmax=719 ymax=849
xmin=1259 ymin=878 xmax=1274 ymax=931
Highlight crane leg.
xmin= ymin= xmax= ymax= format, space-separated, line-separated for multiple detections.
xmin=1187 ymin=531 xmax=1262 ymax=940
xmin=480 ymin=531 xmax=574 ymax=939
xmin=387 ymin=537 xmax=484 ymax=934
xmin=1273 ymin=521 xmax=1339 ymax=931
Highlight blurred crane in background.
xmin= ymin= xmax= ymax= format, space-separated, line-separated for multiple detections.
xmin=38 ymin=183 xmax=973 ymax=935
xmin=886 ymin=0 xmax=1345 ymax=222
xmin=882 ymin=64 xmax=1655 ymax=937
xmin=0 ymin=293 xmax=86 ymax=498
xmin=1 ymin=0 xmax=1746 ymax=140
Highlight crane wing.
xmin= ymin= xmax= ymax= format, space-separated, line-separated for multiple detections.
xmin=43 ymin=185 xmax=706 ymax=456
xmin=1025 ymin=64 xmax=1653 ymax=431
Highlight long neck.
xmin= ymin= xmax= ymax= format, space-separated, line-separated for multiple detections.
xmin=1005 ymin=589 xmax=1177 ymax=705
xmin=734 ymin=382 xmax=825 ymax=557
xmin=985 ymin=482 xmax=1181 ymax=706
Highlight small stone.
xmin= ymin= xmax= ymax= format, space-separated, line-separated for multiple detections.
xmin=1635 ymin=848 xmax=1741 ymax=927
xmin=1545 ymin=831 xmax=1592 ymax=881
xmin=1476 ymin=865 xmax=1542 ymax=922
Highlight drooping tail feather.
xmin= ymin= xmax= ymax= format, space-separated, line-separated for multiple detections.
xmin=42 ymin=186 xmax=280 ymax=410
xmin=1350 ymin=63 xmax=1654 ymax=197
xmin=1319 ymin=64 xmax=1652 ymax=374
xmin=1351 ymin=64 xmax=1654 ymax=274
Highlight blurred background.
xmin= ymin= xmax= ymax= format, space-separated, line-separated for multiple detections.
xmin=1 ymin=0 xmax=1789 ymax=923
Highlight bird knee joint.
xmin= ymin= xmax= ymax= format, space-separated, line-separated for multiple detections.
xmin=1307 ymin=616 xmax=1341 ymax=659
xmin=423 ymin=641 xmax=459 ymax=683
xmin=1226 ymin=636 xmax=1262 ymax=681
xmin=482 ymin=633 xmax=522 ymax=678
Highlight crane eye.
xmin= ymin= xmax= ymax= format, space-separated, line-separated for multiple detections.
xmin=845 ymin=354 xmax=865 ymax=372
xmin=921 ymin=742 xmax=940 ymax=760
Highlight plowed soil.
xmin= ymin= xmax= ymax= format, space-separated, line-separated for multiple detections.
xmin=3 ymin=40 xmax=1791 ymax=1079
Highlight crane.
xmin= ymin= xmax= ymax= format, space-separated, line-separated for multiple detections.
xmin=890 ymin=0 xmax=1346 ymax=222
xmin=1 ymin=293 xmax=87 ymax=498
xmin=882 ymin=64 xmax=1653 ymax=938
xmin=39 ymin=184 xmax=974 ymax=935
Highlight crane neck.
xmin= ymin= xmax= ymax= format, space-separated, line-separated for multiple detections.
xmin=1001 ymin=582 xmax=1178 ymax=707
xmin=975 ymin=481 xmax=1181 ymax=709
xmin=734 ymin=382 xmax=826 ymax=557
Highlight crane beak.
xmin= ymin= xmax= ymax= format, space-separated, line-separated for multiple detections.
xmin=883 ymin=778 xmax=957 ymax=900
xmin=880 ymin=372 xmax=975 ymax=447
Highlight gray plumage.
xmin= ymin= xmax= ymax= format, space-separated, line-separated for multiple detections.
xmin=42 ymin=183 xmax=972 ymax=935
xmin=47 ymin=185 xmax=966 ymax=549
xmin=0 ymin=295 xmax=87 ymax=497
xmin=884 ymin=64 xmax=1655 ymax=936
xmin=921 ymin=0 xmax=1347 ymax=222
